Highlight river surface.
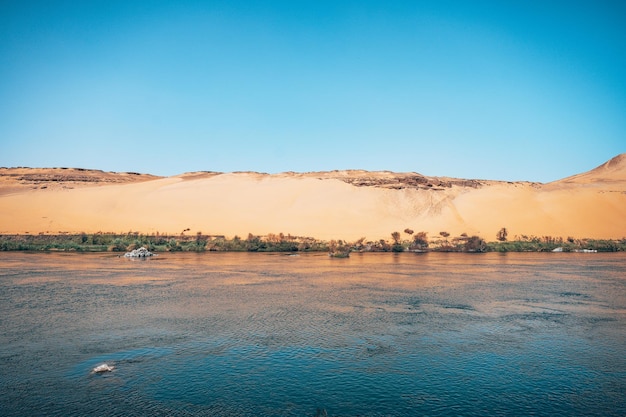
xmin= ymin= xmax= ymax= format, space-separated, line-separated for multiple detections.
xmin=0 ymin=251 xmax=624 ymax=416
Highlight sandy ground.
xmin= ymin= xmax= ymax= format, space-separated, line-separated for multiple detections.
xmin=1 ymin=155 xmax=625 ymax=241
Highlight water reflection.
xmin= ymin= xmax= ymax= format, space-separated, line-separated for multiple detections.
xmin=0 ymin=252 xmax=624 ymax=416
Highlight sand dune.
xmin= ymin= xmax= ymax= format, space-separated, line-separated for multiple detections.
xmin=1 ymin=155 xmax=625 ymax=241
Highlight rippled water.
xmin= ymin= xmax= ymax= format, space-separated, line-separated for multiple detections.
xmin=0 ymin=252 xmax=625 ymax=416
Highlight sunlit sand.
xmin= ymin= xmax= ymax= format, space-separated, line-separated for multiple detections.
xmin=1 ymin=154 xmax=624 ymax=240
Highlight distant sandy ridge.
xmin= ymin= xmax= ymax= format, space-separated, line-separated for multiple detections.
xmin=1 ymin=154 xmax=625 ymax=241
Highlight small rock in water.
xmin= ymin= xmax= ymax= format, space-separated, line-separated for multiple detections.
xmin=93 ymin=364 xmax=114 ymax=373
xmin=124 ymin=247 xmax=153 ymax=258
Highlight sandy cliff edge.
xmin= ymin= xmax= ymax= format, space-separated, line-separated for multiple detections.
xmin=1 ymin=155 xmax=625 ymax=240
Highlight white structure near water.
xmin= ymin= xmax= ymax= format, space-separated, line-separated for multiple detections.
xmin=124 ymin=247 xmax=154 ymax=257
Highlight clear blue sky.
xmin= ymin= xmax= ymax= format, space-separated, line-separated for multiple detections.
xmin=1 ymin=0 xmax=624 ymax=182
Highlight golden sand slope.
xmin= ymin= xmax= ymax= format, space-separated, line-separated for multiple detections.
xmin=1 ymin=155 xmax=625 ymax=240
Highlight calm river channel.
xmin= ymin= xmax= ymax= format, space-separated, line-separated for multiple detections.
xmin=0 ymin=251 xmax=625 ymax=416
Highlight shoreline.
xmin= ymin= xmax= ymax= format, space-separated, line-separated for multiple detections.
xmin=1 ymin=233 xmax=624 ymax=253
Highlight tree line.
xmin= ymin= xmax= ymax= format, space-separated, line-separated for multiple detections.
xmin=1 ymin=228 xmax=624 ymax=253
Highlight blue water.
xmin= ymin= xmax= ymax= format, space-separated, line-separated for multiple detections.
xmin=0 ymin=252 xmax=624 ymax=416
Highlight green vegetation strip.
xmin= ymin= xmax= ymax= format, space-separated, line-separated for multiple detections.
xmin=0 ymin=232 xmax=624 ymax=253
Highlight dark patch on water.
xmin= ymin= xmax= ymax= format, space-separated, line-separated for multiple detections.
xmin=440 ymin=303 xmax=475 ymax=311
xmin=559 ymin=291 xmax=591 ymax=299
xmin=504 ymin=311 xmax=569 ymax=323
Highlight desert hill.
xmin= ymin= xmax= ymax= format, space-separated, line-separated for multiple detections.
xmin=548 ymin=153 xmax=626 ymax=185
xmin=0 ymin=167 xmax=161 ymax=196
xmin=0 ymin=155 xmax=625 ymax=240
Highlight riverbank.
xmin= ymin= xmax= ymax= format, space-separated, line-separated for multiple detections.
xmin=1 ymin=233 xmax=624 ymax=253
